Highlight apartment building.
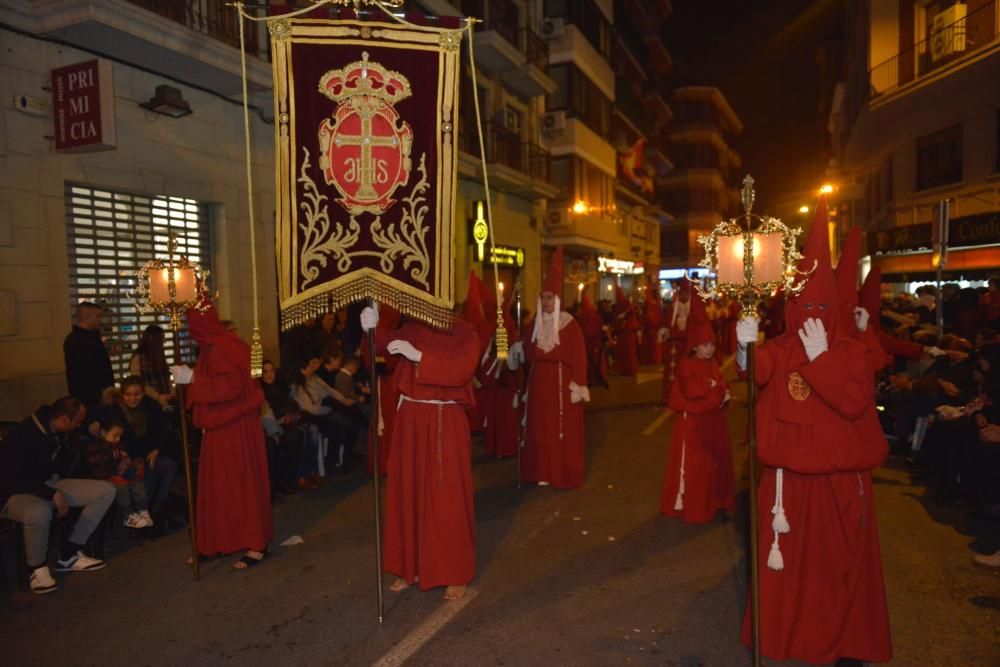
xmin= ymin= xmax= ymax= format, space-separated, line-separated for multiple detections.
xmin=829 ymin=0 xmax=1000 ymax=283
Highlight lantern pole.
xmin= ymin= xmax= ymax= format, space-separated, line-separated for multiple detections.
xmin=692 ymin=175 xmax=811 ymax=667
xmin=171 ymin=322 xmax=200 ymax=582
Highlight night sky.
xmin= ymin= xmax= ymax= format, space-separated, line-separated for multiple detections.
xmin=664 ymin=0 xmax=845 ymax=207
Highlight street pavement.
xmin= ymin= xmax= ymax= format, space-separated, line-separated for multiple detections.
xmin=1 ymin=366 xmax=998 ymax=666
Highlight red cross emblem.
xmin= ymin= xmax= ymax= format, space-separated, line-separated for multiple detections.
xmin=318 ymin=52 xmax=414 ymax=216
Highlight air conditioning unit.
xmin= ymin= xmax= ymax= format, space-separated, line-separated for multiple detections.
xmin=496 ymin=108 xmax=520 ymax=133
xmin=546 ymin=208 xmax=569 ymax=228
xmin=541 ymin=110 xmax=567 ymax=134
xmin=540 ymin=18 xmax=565 ymax=38
xmin=930 ymin=3 xmax=967 ymax=62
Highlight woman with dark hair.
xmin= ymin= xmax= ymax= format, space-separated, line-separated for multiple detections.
xmin=94 ymin=376 xmax=180 ymax=532
xmin=259 ymin=360 xmax=312 ymax=493
xmin=289 ymin=356 xmax=359 ymax=474
xmin=129 ymin=325 xmax=174 ymax=406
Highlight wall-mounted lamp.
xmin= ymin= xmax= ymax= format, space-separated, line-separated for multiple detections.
xmin=140 ymin=85 xmax=192 ymax=118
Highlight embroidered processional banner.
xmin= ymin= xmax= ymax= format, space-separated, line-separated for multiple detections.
xmin=270 ymin=18 xmax=461 ymax=329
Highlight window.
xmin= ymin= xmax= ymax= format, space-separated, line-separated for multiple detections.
xmin=916 ymin=124 xmax=963 ymax=190
xmin=547 ymin=65 xmax=611 ymax=138
xmin=544 ymin=0 xmax=612 ymax=59
xmin=549 ymin=156 xmax=613 ymax=212
xmin=66 ymin=183 xmax=212 ymax=377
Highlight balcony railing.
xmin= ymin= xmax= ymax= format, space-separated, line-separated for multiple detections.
xmin=126 ymin=0 xmax=261 ymax=56
xmin=523 ymin=141 xmax=552 ymax=183
xmin=614 ymin=82 xmax=646 ymax=128
xmin=869 ymin=2 xmax=997 ymax=97
xmin=521 ymin=27 xmax=549 ymax=71
xmin=466 ymin=0 xmax=519 ymax=47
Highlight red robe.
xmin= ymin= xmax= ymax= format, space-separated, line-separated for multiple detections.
xmin=661 ymin=356 xmax=734 ymax=523
xmin=660 ymin=303 xmax=688 ymax=405
xmin=376 ymin=319 xmax=480 ymax=590
xmin=186 ymin=305 xmax=272 ymax=556
xmin=577 ymin=308 xmax=606 ymax=387
xmin=640 ymin=301 xmax=663 ymax=365
xmin=523 ymin=314 xmax=588 ymax=488
xmin=614 ymin=308 xmax=640 ymax=376
xmin=481 ymin=353 xmax=522 ymax=458
xmin=741 ymin=333 xmax=892 ymax=664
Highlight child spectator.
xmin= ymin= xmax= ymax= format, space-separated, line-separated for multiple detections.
xmin=86 ymin=417 xmax=153 ymax=529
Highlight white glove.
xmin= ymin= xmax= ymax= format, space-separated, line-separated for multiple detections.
xmin=507 ymin=341 xmax=525 ymax=370
xmin=387 ymin=339 xmax=421 ymax=362
xmin=736 ymin=317 xmax=760 ymax=345
xmin=798 ymin=318 xmax=829 ymax=362
xmin=568 ymin=381 xmax=590 ymax=404
xmin=925 ymin=346 xmax=946 ymax=358
xmin=360 ymin=306 xmax=379 ymax=332
xmin=853 ymin=307 xmax=870 ymax=332
xmin=722 ymin=390 xmax=731 ymax=407
xmin=171 ymin=365 xmax=194 ymax=385
xmin=657 ymin=327 xmax=668 ymax=343
xmin=512 ymin=393 xmax=519 ymax=409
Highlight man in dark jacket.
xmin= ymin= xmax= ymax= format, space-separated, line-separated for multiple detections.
xmin=0 ymin=397 xmax=115 ymax=594
xmin=63 ymin=301 xmax=115 ymax=407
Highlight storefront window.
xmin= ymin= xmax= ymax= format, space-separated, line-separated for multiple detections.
xmin=65 ymin=182 xmax=212 ymax=374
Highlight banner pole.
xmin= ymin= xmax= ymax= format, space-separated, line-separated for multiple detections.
xmin=368 ymin=298 xmax=385 ymax=623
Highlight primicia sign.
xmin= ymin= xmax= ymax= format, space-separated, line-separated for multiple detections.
xmin=52 ymin=59 xmax=117 ymax=153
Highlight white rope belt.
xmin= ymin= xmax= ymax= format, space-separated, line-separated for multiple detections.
xmin=398 ymin=395 xmax=458 ymax=407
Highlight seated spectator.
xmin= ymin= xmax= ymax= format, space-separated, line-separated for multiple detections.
xmin=128 ymin=324 xmax=175 ymax=407
xmin=84 ymin=416 xmax=153 ymax=528
xmin=259 ymin=360 xmax=310 ymax=494
xmin=335 ymin=355 xmax=371 ymax=416
xmin=317 ymin=348 xmax=345 ymax=388
xmin=94 ymin=377 xmax=180 ymax=530
xmin=290 ymin=357 xmax=359 ymax=474
xmin=0 ymin=397 xmax=115 ymax=594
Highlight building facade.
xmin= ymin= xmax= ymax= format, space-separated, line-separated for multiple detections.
xmin=830 ymin=0 xmax=1000 ymax=284
xmin=657 ymin=86 xmax=742 ymax=273
xmin=0 ymin=1 xmax=278 ymax=419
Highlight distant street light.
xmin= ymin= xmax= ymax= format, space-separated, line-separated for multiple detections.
xmin=798 ymin=205 xmax=810 ymax=214
xmin=819 ymin=184 xmax=834 ymax=195
xmin=572 ymin=200 xmax=589 ymax=215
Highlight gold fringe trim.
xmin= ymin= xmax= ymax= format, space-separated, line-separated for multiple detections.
xmin=280 ymin=275 xmax=454 ymax=331
xmin=494 ymin=306 xmax=508 ymax=361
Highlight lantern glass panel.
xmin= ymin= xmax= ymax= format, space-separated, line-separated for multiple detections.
xmin=751 ymin=233 xmax=784 ymax=284
xmin=716 ymin=235 xmax=745 ymax=284
xmin=149 ymin=266 xmax=197 ymax=304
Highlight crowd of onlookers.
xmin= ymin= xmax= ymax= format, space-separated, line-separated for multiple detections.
xmin=0 ymin=301 xmax=372 ymax=594
xmin=873 ymin=278 xmax=1000 ymax=570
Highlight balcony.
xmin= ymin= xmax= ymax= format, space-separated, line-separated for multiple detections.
xmin=869 ymin=1 xmax=999 ymax=100
xmin=642 ymin=82 xmax=672 ymax=119
xmin=23 ymin=0 xmax=272 ymax=100
xmin=465 ymin=0 xmax=525 ymax=73
xmin=502 ymin=28 xmax=558 ymax=98
xmin=457 ymin=121 xmax=558 ymax=199
xmin=613 ymin=82 xmax=647 ymax=136
xmin=544 ymin=207 xmax=619 ymax=254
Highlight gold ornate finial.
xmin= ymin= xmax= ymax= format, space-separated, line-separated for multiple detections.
xmin=495 ymin=307 xmax=509 ymax=361
xmin=741 ymin=174 xmax=755 ymax=215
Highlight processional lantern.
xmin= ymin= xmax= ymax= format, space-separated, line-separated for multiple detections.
xmin=131 ymin=232 xmax=211 ymax=581
xmin=693 ymin=174 xmax=813 ymax=667
xmin=694 ymin=175 xmax=809 ymax=313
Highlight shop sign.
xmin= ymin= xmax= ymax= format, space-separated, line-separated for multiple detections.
xmin=868 ymin=211 xmax=1000 ymax=254
xmin=52 ymin=59 xmax=117 ymax=153
xmin=488 ymin=245 xmax=524 ymax=267
xmin=470 ymin=201 xmax=488 ymax=261
xmin=598 ymin=256 xmax=644 ymax=274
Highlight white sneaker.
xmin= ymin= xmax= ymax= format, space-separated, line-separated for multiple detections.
xmin=29 ymin=566 xmax=58 ymax=594
xmin=125 ymin=512 xmax=145 ymax=528
xmin=139 ymin=510 xmax=154 ymax=527
xmin=54 ymin=550 xmax=106 ymax=573
xmin=973 ymin=551 xmax=1000 ymax=571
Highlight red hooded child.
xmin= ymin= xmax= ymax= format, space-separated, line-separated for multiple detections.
xmin=513 ymin=247 xmax=589 ymax=488
xmin=660 ymin=290 xmax=735 ymax=524
xmin=661 ymin=281 xmax=692 ymax=405
xmin=613 ymin=285 xmax=640 ymax=376
xmin=577 ymin=292 xmax=607 ymax=387
xmin=739 ymin=212 xmax=892 ymax=664
xmin=185 ymin=300 xmax=272 ymax=559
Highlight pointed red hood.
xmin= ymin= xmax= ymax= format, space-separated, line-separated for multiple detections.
xmin=835 ymin=226 xmax=863 ymax=332
xmin=685 ymin=290 xmax=715 ymax=348
xmin=186 ymin=298 xmax=237 ymax=347
xmin=786 ymin=200 xmax=841 ymax=342
xmin=542 ymin=247 xmax=564 ymax=296
xmin=859 ymin=266 xmax=882 ymax=321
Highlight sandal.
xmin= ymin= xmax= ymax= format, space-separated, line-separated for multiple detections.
xmin=233 ymin=548 xmax=268 ymax=570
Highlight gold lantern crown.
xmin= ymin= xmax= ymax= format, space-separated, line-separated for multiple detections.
xmin=131 ymin=234 xmax=213 ymax=330
xmin=693 ymin=175 xmax=814 ymax=313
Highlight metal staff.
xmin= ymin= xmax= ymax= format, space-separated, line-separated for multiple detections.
xmin=367 ymin=298 xmax=385 ymax=622
xmin=171 ymin=324 xmax=200 ymax=582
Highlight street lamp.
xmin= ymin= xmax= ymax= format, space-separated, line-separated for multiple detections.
xmin=693 ymin=175 xmax=813 ymax=667
xmin=131 ymin=233 xmax=212 ymax=581
xmin=572 ymin=200 xmax=589 ymax=215
xmin=798 ymin=205 xmax=810 ymax=214
xmin=819 ymin=183 xmax=834 ymax=195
